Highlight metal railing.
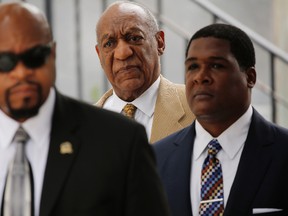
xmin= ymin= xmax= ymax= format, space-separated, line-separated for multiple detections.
xmin=191 ymin=0 xmax=288 ymax=123
xmin=152 ymin=0 xmax=288 ymax=124
xmin=97 ymin=0 xmax=288 ymax=124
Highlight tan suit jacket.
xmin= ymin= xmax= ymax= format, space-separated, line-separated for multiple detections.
xmin=96 ymin=75 xmax=195 ymax=143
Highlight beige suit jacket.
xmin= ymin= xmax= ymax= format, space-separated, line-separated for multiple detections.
xmin=95 ymin=75 xmax=195 ymax=143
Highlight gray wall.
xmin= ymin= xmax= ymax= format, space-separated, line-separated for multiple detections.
xmin=3 ymin=0 xmax=287 ymax=127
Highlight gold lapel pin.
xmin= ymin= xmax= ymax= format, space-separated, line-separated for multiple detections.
xmin=60 ymin=141 xmax=73 ymax=154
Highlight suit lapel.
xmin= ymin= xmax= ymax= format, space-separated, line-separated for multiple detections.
xmin=39 ymin=93 xmax=81 ymax=216
xmin=151 ymin=76 xmax=186 ymax=143
xmin=224 ymin=110 xmax=274 ymax=215
xmin=162 ymin=125 xmax=195 ymax=216
xmin=95 ymin=89 xmax=113 ymax=107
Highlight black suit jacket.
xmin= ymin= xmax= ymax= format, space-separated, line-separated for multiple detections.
xmin=154 ymin=109 xmax=288 ymax=216
xmin=36 ymin=92 xmax=170 ymax=216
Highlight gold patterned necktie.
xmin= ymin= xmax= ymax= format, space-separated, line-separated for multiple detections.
xmin=122 ymin=103 xmax=137 ymax=119
xmin=4 ymin=126 xmax=32 ymax=216
xmin=199 ymin=139 xmax=224 ymax=216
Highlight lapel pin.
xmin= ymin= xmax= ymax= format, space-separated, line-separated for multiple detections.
xmin=60 ymin=141 xmax=73 ymax=154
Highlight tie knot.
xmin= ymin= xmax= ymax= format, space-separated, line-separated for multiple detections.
xmin=207 ymin=139 xmax=222 ymax=156
xmin=122 ymin=103 xmax=137 ymax=119
xmin=13 ymin=126 xmax=30 ymax=144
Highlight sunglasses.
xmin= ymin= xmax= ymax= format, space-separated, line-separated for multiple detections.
xmin=0 ymin=42 xmax=53 ymax=73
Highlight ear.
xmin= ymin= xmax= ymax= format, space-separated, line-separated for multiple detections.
xmin=156 ymin=30 xmax=165 ymax=56
xmin=246 ymin=67 xmax=256 ymax=88
xmin=95 ymin=44 xmax=100 ymax=57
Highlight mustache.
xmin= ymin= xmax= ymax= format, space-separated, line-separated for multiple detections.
xmin=5 ymin=80 xmax=42 ymax=120
xmin=8 ymin=80 xmax=40 ymax=90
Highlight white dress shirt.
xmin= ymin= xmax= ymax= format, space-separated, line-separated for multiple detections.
xmin=0 ymin=88 xmax=55 ymax=216
xmin=103 ymin=76 xmax=160 ymax=140
xmin=191 ymin=106 xmax=253 ymax=216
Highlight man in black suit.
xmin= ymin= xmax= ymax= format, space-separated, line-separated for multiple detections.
xmin=0 ymin=2 xmax=170 ymax=216
xmin=154 ymin=23 xmax=288 ymax=215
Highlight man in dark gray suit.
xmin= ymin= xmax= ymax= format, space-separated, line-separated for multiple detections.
xmin=154 ymin=23 xmax=288 ymax=215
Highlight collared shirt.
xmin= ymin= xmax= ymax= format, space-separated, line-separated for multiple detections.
xmin=0 ymin=88 xmax=55 ymax=216
xmin=191 ymin=106 xmax=253 ymax=216
xmin=103 ymin=76 xmax=160 ymax=140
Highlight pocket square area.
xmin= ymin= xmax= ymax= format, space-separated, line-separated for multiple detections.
xmin=253 ymin=208 xmax=283 ymax=214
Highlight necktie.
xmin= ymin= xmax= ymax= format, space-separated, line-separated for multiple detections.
xmin=199 ymin=139 xmax=224 ymax=216
xmin=4 ymin=127 xmax=32 ymax=216
xmin=122 ymin=103 xmax=137 ymax=119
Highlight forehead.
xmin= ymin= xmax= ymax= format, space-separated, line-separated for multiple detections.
xmin=97 ymin=3 xmax=149 ymax=37
xmin=188 ymin=37 xmax=231 ymax=56
xmin=0 ymin=5 xmax=49 ymax=51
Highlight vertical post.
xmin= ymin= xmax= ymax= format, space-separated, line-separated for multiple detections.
xmin=101 ymin=0 xmax=109 ymax=92
xmin=157 ymin=0 xmax=163 ymax=29
xmin=184 ymin=38 xmax=190 ymax=83
xmin=156 ymin=0 xmax=165 ymax=76
xmin=75 ymin=0 xmax=83 ymax=99
xmin=45 ymin=0 xmax=53 ymax=30
xmin=212 ymin=14 xmax=217 ymax=23
xmin=270 ymin=54 xmax=276 ymax=123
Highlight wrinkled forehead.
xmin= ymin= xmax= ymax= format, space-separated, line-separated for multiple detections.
xmin=116 ymin=3 xmax=147 ymax=15
xmin=99 ymin=3 xmax=148 ymax=28
xmin=97 ymin=3 xmax=150 ymax=39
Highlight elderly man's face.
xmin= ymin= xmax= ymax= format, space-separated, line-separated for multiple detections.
xmin=96 ymin=3 xmax=165 ymax=101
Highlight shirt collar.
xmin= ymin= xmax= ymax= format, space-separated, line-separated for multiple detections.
xmin=0 ymin=109 xmax=19 ymax=148
xmin=111 ymin=76 xmax=160 ymax=117
xmin=194 ymin=105 xmax=253 ymax=160
xmin=0 ymin=88 xmax=55 ymax=148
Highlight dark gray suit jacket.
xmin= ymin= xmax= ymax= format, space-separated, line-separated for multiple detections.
xmin=37 ymin=91 xmax=170 ymax=216
xmin=154 ymin=109 xmax=288 ymax=216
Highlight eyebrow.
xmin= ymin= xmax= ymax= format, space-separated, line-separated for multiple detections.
xmin=185 ymin=56 xmax=228 ymax=64
xmin=99 ymin=27 xmax=145 ymax=44
xmin=99 ymin=34 xmax=111 ymax=44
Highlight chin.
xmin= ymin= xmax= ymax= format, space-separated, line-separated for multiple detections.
xmin=121 ymin=81 xmax=144 ymax=91
xmin=7 ymin=98 xmax=42 ymax=121
xmin=10 ymin=106 xmax=40 ymax=121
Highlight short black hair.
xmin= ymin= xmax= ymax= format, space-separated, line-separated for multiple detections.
xmin=185 ymin=23 xmax=255 ymax=70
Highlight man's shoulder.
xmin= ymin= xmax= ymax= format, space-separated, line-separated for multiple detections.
xmin=56 ymin=92 xmax=135 ymax=124
xmin=95 ymin=89 xmax=113 ymax=107
xmin=159 ymin=76 xmax=185 ymax=89
xmin=153 ymin=125 xmax=192 ymax=151
xmin=252 ymin=108 xmax=288 ymax=138
xmin=158 ymin=76 xmax=186 ymax=100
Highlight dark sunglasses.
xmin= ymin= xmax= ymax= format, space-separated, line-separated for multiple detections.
xmin=0 ymin=42 xmax=53 ymax=73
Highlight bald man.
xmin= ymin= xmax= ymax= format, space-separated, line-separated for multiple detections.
xmin=95 ymin=1 xmax=194 ymax=143
xmin=0 ymin=2 xmax=170 ymax=216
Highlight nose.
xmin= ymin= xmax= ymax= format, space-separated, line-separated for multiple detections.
xmin=193 ymin=67 xmax=212 ymax=85
xmin=9 ymin=62 xmax=34 ymax=80
xmin=114 ymin=40 xmax=133 ymax=60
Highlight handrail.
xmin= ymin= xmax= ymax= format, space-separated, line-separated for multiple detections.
xmin=256 ymin=80 xmax=288 ymax=109
xmin=192 ymin=0 xmax=288 ymax=63
xmin=156 ymin=14 xmax=288 ymax=109
xmin=146 ymin=0 xmax=288 ymax=123
xmin=191 ymin=0 xmax=288 ymax=123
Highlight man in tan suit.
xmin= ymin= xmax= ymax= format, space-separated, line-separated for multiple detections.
xmin=95 ymin=1 xmax=194 ymax=143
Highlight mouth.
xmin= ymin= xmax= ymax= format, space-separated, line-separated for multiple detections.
xmin=193 ymin=91 xmax=213 ymax=100
xmin=116 ymin=65 xmax=139 ymax=74
xmin=9 ymin=82 xmax=38 ymax=97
